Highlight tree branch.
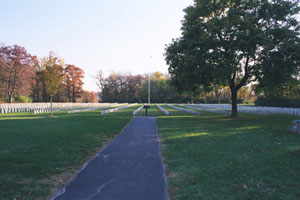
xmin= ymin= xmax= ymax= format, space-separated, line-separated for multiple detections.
xmin=236 ymin=54 xmax=251 ymax=90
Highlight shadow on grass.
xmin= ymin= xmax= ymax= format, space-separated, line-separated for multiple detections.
xmin=157 ymin=112 xmax=300 ymax=199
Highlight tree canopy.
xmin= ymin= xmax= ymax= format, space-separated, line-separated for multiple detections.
xmin=165 ymin=0 xmax=300 ymax=117
xmin=0 ymin=45 xmax=37 ymax=103
xmin=65 ymin=64 xmax=85 ymax=102
xmin=96 ymin=71 xmax=197 ymax=103
xmin=0 ymin=45 xmax=91 ymax=103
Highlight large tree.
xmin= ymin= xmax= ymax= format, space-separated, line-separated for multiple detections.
xmin=165 ymin=0 xmax=300 ymax=117
xmin=0 ymin=45 xmax=37 ymax=103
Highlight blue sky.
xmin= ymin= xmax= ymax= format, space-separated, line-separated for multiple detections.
xmin=0 ymin=0 xmax=193 ymax=91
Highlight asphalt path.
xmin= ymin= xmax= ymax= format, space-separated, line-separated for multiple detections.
xmin=53 ymin=116 xmax=169 ymax=200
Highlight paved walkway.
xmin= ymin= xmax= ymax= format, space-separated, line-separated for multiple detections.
xmin=53 ymin=117 xmax=169 ymax=200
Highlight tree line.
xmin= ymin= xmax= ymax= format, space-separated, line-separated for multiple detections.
xmin=0 ymin=45 xmax=97 ymax=103
xmin=96 ymin=71 xmax=186 ymax=103
xmin=0 ymin=44 xmax=257 ymax=104
xmin=95 ymin=71 xmax=256 ymax=104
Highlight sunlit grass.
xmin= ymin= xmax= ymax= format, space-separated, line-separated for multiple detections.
xmin=165 ymin=132 xmax=210 ymax=140
xmin=156 ymin=106 xmax=300 ymax=200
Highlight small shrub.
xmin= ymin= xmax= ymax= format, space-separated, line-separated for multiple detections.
xmin=15 ymin=96 xmax=33 ymax=103
xmin=194 ymin=98 xmax=206 ymax=104
xmin=220 ymin=98 xmax=231 ymax=104
xmin=2 ymin=97 xmax=15 ymax=103
xmin=237 ymin=98 xmax=244 ymax=104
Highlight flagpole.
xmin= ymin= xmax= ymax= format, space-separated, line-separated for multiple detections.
xmin=148 ymin=74 xmax=150 ymax=104
xmin=148 ymin=54 xmax=152 ymax=105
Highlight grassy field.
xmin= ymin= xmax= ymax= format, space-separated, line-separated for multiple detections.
xmin=135 ymin=104 xmax=164 ymax=117
xmin=154 ymin=105 xmax=300 ymax=200
xmin=2 ymin=104 xmax=300 ymax=199
xmin=0 ymin=106 xmax=139 ymax=199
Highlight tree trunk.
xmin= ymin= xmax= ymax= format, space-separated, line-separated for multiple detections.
xmin=230 ymin=87 xmax=238 ymax=117
xmin=72 ymin=86 xmax=75 ymax=103
xmin=35 ymin=80 xmax=40 ymax=102
xmin=42 ymin=81 xmax=47 ymax=102
xmin=8 ymin=94 xmax=13 ymax=103
xmin=218 ymin=95 xmax=221 ymax=104
xmin=50 ymin=96 xmax=53 ymax=117
xmin=67 ymin=85 xmax=71 ymax=102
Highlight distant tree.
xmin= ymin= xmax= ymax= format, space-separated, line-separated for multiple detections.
xmin=0 ymin=45 xmax=37 ymax=103
xmin=96 ymin=71 xmax=196 ymax=103
xmin=105 ymin=72 xmax=121 ymax=102
xmin=82 ymin=91 xmax=98 ymax=103
xmin=96 ymin=70 xmax=105 ymax=91
xmin=42 ymin=52 xmax=64 ymax=116
xmin=33 ymin=65 xmax=45 ymax=102
xmin=127 ymin=74 xmax=143 ymax=102
xmin=165 ymin=0 xmax=300 ymax=117
xmin=89 ymin=91 xmax=98 ymax=103
xmin=150 ymin=72 xmax=168 ymax=103
xmin=65 ymin=64 xmax=84 ymax=102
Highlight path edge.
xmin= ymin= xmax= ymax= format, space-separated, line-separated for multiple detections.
xmin=154 ymin=117 xmax=170 ymax=200
xmin=51 ymin=116 xmax=136 ymax=200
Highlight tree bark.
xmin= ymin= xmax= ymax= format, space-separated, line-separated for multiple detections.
xmin=230 ymin=86 xmax=238 ymax=117
xmin=42 ymin=81 xmax=47 ymax=102
xmin=72 ymin=86 xmax=75 ymax=103
xmin=50 ymin=96 xmax=53 ymax=117
xmin=8 ymin=94 xmax=13 ymax=103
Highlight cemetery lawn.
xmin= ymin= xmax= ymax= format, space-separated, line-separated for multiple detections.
xmin=0 ymin=106 xmax=138 ymax=199
xmin=135 ymin=104 xmax=163 ymax=117
xmin=156 ymin=105 xmax=300 ymax=200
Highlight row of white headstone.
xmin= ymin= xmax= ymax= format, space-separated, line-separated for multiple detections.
xmin=133 ymin=105 xmax=144 ymax=116
xmin=34 ymin=104 xmax=118 ymax=115
xmin=167 ymin=104 xmax=200 ymax=115
xmin=1 ymin=107 xmax=32 ymax=114
xmin=68 ymin=106 xmax=112 ymax=114
xmin=182 ymin=104 xmax=231 ymax=115
xmin=34 ymin=108 xmax=62 ymax=114
xmin=189 ymin=104 xmax=300 ymax=116
xmin=0 ymin=103 xmax=116 ymax=114
xmin=156 ymin=104 xmax=169 ymax=116
xmin=101 ymin=103 xmax=137 ymax=115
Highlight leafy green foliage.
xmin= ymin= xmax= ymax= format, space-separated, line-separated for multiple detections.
xmin=15 ymin=95 xmax=33 ymax=103
xmin=42 ymin=53 xmax=65 ymax=98
xmin=165 ymin=0 xmax=300 ymax=117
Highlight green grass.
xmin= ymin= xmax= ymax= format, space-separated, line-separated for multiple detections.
xmin=2 ymin=104 xmax=300 ymax=199
xmin=135 ymin=104 xmax=165 ymax=117
xmin=155 ymin=105 xmax=300 ymax=200
xmin=0 ymin=106 xmax=139 ymax=199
